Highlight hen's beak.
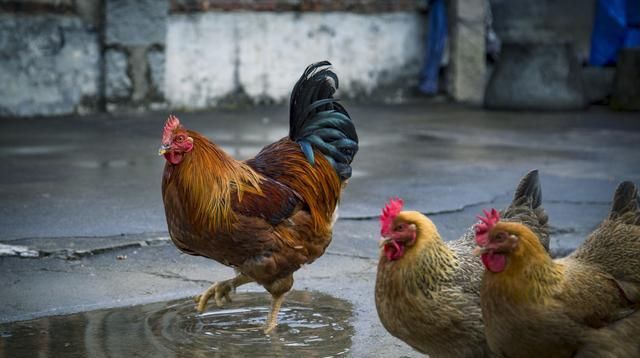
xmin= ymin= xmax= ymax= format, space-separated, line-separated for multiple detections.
xmin=158 ymin=144 xmax=171 ymax=156
xmin=472 ymin=246 xmax=488 ymax=256
xmin=379 ymin=237 xmax=392 ymax=248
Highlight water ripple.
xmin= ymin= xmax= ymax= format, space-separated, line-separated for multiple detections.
xmin=0 ymin=291 xmax=353 ymax=357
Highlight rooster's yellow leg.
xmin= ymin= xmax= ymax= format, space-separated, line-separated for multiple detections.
xmin=263 ymin=293 xmax=285 ymax=334
xmin=262 ymin=275 xmax=293 ymax=333
xmin=194 ymin=273 xmax=253 ymax=312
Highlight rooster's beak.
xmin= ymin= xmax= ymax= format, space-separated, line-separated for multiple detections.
xmin=158 ymin=144 xmax=171 ymax=156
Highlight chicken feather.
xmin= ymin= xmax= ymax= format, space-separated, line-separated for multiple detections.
xmin=160 ymin=61 xmax=358 ymax=332
xmin=478 ymin=181 xmax=640 ymax=358
xmin=375 ymin=170 xmax=549 ymax=357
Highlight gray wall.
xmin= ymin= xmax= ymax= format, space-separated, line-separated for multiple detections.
xmin=0 ymin=0 xmax=599 ymax=117
xmin=0 ymin=14 xmax=99 ymax=116
xmin=0 ymin=0 xmax=431 ymax=117
xmin=165 ymin=11 xmax=426 ymax=109
xmin=490 ymin=0 xmax=596 ymax=60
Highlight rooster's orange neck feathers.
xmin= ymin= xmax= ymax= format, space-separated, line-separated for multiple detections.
xmin=170 ymin=132 xmax=263 ymax=232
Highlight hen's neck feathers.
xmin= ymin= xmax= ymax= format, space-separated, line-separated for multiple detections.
xmin=483 ymin=222 xmax=564 ymax=304
xmin=393 ymin=212 xmax=458 ymax=291
xmin=170 ymin=131 xmax=263 ymax=232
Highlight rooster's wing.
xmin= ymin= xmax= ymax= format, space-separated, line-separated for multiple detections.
xmin=231 ymin=176 xmax=303 ymax=226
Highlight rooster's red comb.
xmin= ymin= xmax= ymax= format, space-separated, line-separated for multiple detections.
xmin=380 ymin=198 xmax=404 ymax=236
xmin=162 ymin=115 xmax=181 ymax=144
xmin=475 ymin=208 xmax=500 ymax=246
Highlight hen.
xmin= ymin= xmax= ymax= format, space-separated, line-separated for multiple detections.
xmin=159 ymin=61 xmax=358 ymax=333
xmin=476 ymin=181 xmax=640 ymax=357
xmin=375 ymin=170 xmax=549 ymax=357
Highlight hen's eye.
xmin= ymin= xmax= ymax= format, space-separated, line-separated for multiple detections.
xmin=176 ymin=135 xmax=185 ymax=142
xmin=496 ymin=232 xmax=508 ymax=241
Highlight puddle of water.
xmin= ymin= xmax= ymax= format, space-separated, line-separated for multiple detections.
xmin=0 ymin=291 xmax=353 ymax=357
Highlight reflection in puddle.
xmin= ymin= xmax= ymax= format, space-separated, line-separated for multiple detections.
xmin=0 ymin=291 xmax=353 ymax=357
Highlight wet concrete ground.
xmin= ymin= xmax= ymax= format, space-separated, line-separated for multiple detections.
xmin=1 ymin=101 xmax=639 ymax=357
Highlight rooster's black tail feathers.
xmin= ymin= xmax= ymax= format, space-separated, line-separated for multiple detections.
xmin=289 ymin=61 xmax=359 ymax=181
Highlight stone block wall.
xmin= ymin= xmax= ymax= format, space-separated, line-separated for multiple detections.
xmin=0 ymin=0 xmax=610 ymax=117
xmin=165 ymin=0 xmax=429 ymax=108
xmin=489 ymin=0 xmax=596 ymax=61
xmin=447 ymin=0 xmax=486 ymax=104
xmin=0 ymin=13 xmax=99 ymax=116
xmin=166 ymin=11 xmax=426 ymax=108
xmin=0 ymin=0 xmax=428 ymax=116
xmin=485 ymin=0 xmax=603 ymax=109
xmin=104 ymin=0 xmax=168 ymax=110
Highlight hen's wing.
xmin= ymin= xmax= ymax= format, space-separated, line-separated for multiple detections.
xmin=554 ymin=260 xmax=638 ymax=330
xmin=571 ymin=181 xmax=640 ymax=303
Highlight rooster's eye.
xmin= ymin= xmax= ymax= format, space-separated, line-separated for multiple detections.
xmin=496 ymin=232 xmax=508 ymax=241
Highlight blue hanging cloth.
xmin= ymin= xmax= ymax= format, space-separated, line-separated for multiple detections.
xmin=589 ymin=0 xmax=640 ymax=66
xmin=419 ymin=0 xmax=448 ymax=95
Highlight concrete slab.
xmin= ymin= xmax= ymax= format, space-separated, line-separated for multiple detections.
xmin=0 ymin=101 xmax=639 ymax=356
xmin=0 ymin=223 xmax=419 ymax=357
xmin=2 ymin=233 xmax=169 ymax=259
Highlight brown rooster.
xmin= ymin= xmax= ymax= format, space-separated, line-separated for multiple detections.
xmin=476 ymin=181 xmax=640 ymax=358
xmin=159 ymin=61 xmax=358 ymax=333
xmin=375 ymin=170 xmax=549 ymax=357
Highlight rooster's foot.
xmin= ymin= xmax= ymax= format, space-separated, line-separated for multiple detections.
xmin=194 ymin=281 xmax=233 ymax=312
xmin=194 ymin=273 xmax=254 ymax=313
xmin=263 ymin=321 xmax=277 ymax=334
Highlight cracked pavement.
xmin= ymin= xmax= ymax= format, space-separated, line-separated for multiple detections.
xmin=1 ymin=101 xmax=639 ymax=356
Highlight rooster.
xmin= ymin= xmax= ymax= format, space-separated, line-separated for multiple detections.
xmin=159 ymin=61 xmax=358 ymax=333
xmin=476 ymin=181 xmax=640 ymax=357
xmin=375 ymin=170 xmax=549 ymax=357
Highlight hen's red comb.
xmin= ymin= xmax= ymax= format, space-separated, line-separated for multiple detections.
xmin=380 ymin=198 xmax=404 ymax=236
xmin=475 ymin=208 xmax=500 ymax=246
xmin=162 ymin=115 xmax=180 ymax=144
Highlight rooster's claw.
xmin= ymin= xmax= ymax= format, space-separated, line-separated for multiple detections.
xmin=194 ymin=281 xmax=233 ymax=312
